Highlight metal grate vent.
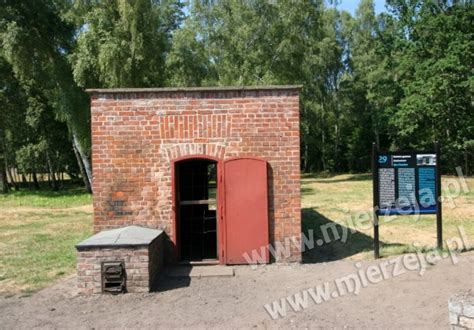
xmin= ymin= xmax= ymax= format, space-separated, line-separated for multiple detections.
xmin=101 ymin=261 xmax=126 ymax=294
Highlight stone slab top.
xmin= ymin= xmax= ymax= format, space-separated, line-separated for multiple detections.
xmin=76 ymin=225 xmax=163 ymax=250
xmin=85 ymin=85 xmax=302 ymax=94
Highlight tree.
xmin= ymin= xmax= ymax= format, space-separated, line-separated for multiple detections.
xmin=179 ymin=0 xmax=338 ymax=171
xmin=0 ymin=55 xmax=29 ymax=192
xmin=1 ymin=0 xmax=93 ymax=191
xmin=388 ymin=1 xmax=474 ymax=172
xmin=165 ymin=19 xmax=212 ymax=87
xmin=1 ymin=0 xmax=472 ymax=180
xmin=69 ymin=0 xmax=183 ymax=88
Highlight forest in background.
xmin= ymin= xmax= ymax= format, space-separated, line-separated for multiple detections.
xmin=0 ymin=0 xmax=473 ymax=193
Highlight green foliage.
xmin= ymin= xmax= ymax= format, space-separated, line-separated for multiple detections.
xmin=389 ymin=2 xmax=474 ymax=169
xmin=0 ymin=185 xmax=91 ymax=208
xmin=0 ymin=1 xmax=90 ymax=187
xmin=0 ymin=0 xmax=472 ymax=184
xmin=70 ymin=0 xmax=183 ymax=88
xmin=165 ymin=21 xmax=211 ymax=86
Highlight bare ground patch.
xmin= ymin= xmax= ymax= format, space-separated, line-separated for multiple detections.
xmin=0 ymin=251 xmax=473 ymax=328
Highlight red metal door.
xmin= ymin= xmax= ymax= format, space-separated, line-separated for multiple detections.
xmin=224 ymin=157 xmax=269 ymax=264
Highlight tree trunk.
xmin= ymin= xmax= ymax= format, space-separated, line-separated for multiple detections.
xmin=59 ymin=172 xmax=64 ymax=189
xmin=334 ymin=122 xmax=340 ymax=171
xmin=374 ymin=126 xmax=380 ymax=149
xmin=21 ymin=173 xmax=27 ymax=189
xmin=334 ymin=87 xmax=341 ymax=172
xmin=0 ymin=153 xmax=8 ymax=193
xmin=73 ymin=133 xmax=92 ymax=193
xmin=303 ymin=142 xmax=309 ymax=173
xmin=6 ymin=166 xmax=18 ymax=191
xmin=465 ymin=145 xmax=470 ymax=177
xmin=302 ymin=124 xmax=310 ymax=173
xmin=72 ymin=137 xmax=92 ymax=193
xmin=0 ymin=132 xmax=10 ymax=193
xmin=0 ymin=166 xmax=8 ymax=193
xmin=32 ymin=170 xmax=40 ymax=190
xmin=45 ymin=149 xmax=58 ymax=191
xmin=321 ymin=104 xmax=326 ymax=171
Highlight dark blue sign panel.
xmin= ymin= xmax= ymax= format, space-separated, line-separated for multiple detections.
xmin=375 ymin=152 xmax=437 ymax=215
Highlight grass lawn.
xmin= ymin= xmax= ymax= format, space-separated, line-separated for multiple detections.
xmin=0 ymin=186 xmax=91 ymax=208
xmin=302 ymin=173 xmax=474 ymax=262
xmin=0 ymin=174 xmax=472 ymax=294
xmin=0 ymin=188 xmax=92 ymax=295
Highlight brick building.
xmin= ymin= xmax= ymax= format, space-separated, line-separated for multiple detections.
xmin=87 ymin=86 xmax=301 ymax=264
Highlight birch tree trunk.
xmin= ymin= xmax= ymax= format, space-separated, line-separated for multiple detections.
xmin=72 ymin=133 xmax=92 ymax=193
xmin=45 ymin=148 xmax=58 ymax=191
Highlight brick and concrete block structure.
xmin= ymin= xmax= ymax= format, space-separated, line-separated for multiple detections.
xmin=86 ymin=86 xmax=302 ymax=264
xmin=76 ymin=226 xmax=164 ymax=294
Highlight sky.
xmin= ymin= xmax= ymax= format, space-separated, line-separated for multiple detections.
xmin=331 ymin=0 xmax=387 ymax=15
xmin=183 ymin=0 xmax=386 ymax=16
xmin=182 ymin=1 xmax=388 ymax=18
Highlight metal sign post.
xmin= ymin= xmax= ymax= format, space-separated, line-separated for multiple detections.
xmin=372 ymin=143 xmax=380 ymax=259
xmin=436 ymin=142 xmax=442 ymax=249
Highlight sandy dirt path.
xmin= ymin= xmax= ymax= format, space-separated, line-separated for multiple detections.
xmin=1 ymin=251 xmax=473 ymax=329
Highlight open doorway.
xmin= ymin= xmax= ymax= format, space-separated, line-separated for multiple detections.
xmin=175 ymin=159 xmax=218 ymax=262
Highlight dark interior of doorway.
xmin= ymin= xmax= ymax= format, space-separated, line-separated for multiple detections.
xmin=177 ymin=159 xmax=217 ymax=261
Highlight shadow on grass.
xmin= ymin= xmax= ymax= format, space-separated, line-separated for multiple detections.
xmin=4 ymin=183 xmax=89 ymax=199
xmin=301 ymin=208 xmax=404 ymax=263
xmin=301 ymin=186 xmax=315 ymax=196
xmin=301 ymin=172 xmax=372 ymax=183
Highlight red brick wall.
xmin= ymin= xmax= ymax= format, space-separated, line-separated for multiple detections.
xmin=89 ymin=87 xmax=301 ymax=262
